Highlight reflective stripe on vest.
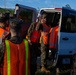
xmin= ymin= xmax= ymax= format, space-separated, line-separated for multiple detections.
xmin=5 ymin=40 xmax=10 ymax=75
xmin=5 ymin=39 xmax=29 ymax=75
xmin=24 ymin=39 xmax=29 ymax=75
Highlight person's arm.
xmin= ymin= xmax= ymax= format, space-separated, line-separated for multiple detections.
xmin=0 ymin=43 xmax=4 ymax=63
xmin=35 ymin=22 xmax=43 ymax=31
xmin=27 ymin=22 xmax=36 ymax=40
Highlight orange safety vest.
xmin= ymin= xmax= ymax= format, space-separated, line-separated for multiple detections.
xmin=30 ymin=23 xmax=41 ymax=43
xmin=49 ymin=26 xmax=58 ymax=49
xmin=40 ymin=24 xmax=51 ymax=44
xmin=0 ymin=28 xmax=6 ymax=38
xmin=3 ymin=39 xmax=30 ymax=75
xmin=0 ymin=28 xmax=9 ymax=39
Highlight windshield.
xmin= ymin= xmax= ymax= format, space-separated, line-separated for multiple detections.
xmin=18 ymin=10 xmax=33 ymax=24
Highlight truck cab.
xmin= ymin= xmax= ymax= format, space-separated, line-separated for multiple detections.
xmin=14 ymin=4 xmax=76 ymax=70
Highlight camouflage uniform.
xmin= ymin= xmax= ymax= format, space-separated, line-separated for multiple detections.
xmin=28 ymin=22 xmax=40 ymax=75
xmin=36 ymin=23 xmax=49 ymax=67
xmin=36 ymin=12 xmax=51 ymax=72
xmin=28 ymin=22 xmax=36 ymax=40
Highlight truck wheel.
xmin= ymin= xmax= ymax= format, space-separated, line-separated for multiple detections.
xmin=47 ymin=52 xmax=58 ymax=69
xmin=52 ymin=52 xmax=58 ymax=67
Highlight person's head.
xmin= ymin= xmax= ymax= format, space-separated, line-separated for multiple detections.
xmin=9 ymin=18 xmax=23 ymax=37
xmin=2 ymin=12 xmax=10 ymax=27
xmin=0 ymin=17 xmax=7 ymax=28
xmin=40 ymin=12 xmax=47 ymax=24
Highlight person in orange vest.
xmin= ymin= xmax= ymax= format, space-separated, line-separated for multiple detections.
xmin=49 ymin=25 xmax=58 ymax=60
xmin=36 ymin=12 xmax=51 ymax=73
xmin=49 ymin=17 xmax=60 ymax=60
xmin=49 ymin=25 xmax=59 ymax=73
xmin=0 ymin=18 xmax=30 ymax=75
xmin=0 ymin=17 xmax=10 ymax=41
xmin=0 ymin=16 xmax=10 ymax=75
xmin=2 ymin=12 xmax=10 ymax=32
xmin=27 ymin=21 xmax=41 ymax=75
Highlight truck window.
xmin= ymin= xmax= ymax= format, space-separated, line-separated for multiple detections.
xmin=60 ymin=8 xmax=76 ymax=33
xmin=15 ymin=4 xmax=37 ymax=24
xmin=18 ymin=10 xmax=33 ymax=24
xmin=43 ymin=12 xmax=60 ymax=27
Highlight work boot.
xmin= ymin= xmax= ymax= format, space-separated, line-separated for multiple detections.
xmin=56 ymin=68 xmax=60 ymax=74
xmin=41 ymin=66 xmax=50 ymax=73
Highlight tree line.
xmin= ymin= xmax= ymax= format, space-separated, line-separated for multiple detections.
xmin=0 ymin=7 xmax=14 ymax=14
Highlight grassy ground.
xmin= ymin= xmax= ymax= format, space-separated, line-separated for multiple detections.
xmin=35 ymin=70 xmax=71 ymax=75
xmin=35 ymin=65 xmax=72 ymax=75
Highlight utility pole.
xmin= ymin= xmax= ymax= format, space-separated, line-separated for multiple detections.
xmin=4 ymin=0 xmax=6 ymax=10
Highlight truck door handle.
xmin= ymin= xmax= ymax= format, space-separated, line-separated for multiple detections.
xmin=62 ymin=37 xmax=69 ymax=40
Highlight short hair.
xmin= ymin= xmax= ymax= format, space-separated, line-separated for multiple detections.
xmin=40 ymin=10 xmax=46 ymax=15
xmin=9 ymin=18 xmax=23 ymax=32
xmin=40 ymin=11 xmax=47 ymax=19
xmin=0 ymin=13 xmax=10 ymax=24
xmin=2 ymin=12 xmax=9 ymax=20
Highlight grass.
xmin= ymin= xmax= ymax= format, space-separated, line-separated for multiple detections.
xmin=35 ymin=65 xmax=72 ymax=75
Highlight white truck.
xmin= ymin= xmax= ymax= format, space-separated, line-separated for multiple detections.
xmin=37 ymin=7 xmax=76 ymax=69
xmin=14 ymin=4 xmax=76 ymax=72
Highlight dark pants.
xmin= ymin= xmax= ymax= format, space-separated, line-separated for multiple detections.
xmin=30 ymin=42 xmax=40 ymax=75
xmin=30 ymin=64 xmax=37 ymax=75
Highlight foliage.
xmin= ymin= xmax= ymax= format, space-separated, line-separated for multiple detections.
xmin=0 ymin=8 xmax=14 ymax=14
